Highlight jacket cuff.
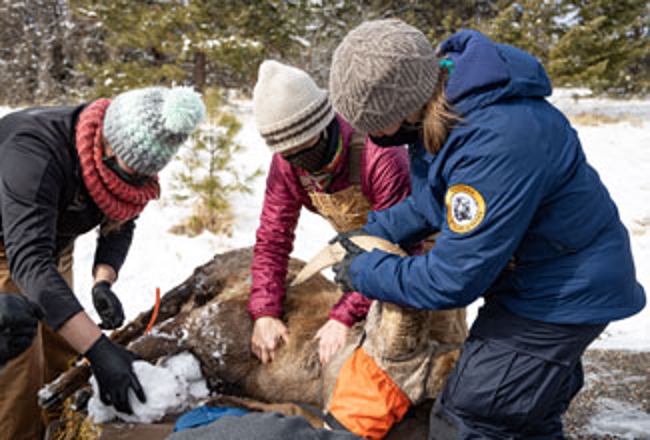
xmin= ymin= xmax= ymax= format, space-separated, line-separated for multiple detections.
xmin=329 ymin=291 xmax=372 ymax=327
xmin=93 ymin=250 xmax=125 ymax=277
xmin=42 ymin=296 xmax=84 ymax=331
xmin=350 ymin=249 xmax=395 ymax=301
xmin=247 ymin=303 xmax=283 ymax=321
xmin=328 ymin=309 xmax=356 ymax=327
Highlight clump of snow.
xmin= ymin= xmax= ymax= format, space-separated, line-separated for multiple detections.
xmin=164 ymin=352 xmax=206 ymax=387
xmin=88 ymin=352 xmax=208 ymax=424
xmin=587 ymin=398 xmax=650 ymax=439
xmin=163 ymin=352 xmax=210 ymax=401
xmin=36 ymin=386 xmax=54 ymax=406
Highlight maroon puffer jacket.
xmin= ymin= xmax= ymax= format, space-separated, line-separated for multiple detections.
xmin=248 ymin=116 xmax=411 ymax=326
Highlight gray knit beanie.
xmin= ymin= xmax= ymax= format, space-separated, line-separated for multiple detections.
xmin=329 ymin=19 xmax=439 ymax=134
xmin=103 ymin=87 xmax=206 ymax=175
xmin=253 ymin=60 xmax=335 ymax=153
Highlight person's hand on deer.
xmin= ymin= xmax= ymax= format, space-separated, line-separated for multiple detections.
xmin=314 ymin=319 xmax=349 ymax=366
xmin=251 ymin=316 xmax=289 ymax=363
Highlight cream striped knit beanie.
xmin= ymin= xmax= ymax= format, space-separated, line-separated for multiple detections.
xmin=253 ymin=60 xmax=335 ymax=153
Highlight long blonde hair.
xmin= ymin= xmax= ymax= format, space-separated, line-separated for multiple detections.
xmin=422 ymin=66 xmax=461 ymax=155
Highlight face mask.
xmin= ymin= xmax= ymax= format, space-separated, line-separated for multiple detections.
xmin=369 ymin=121 xmax=422 ymax=148
xmin=102 ymin=155 xmax=153 ymax=187
xmin=282 ymin=133 xmax=330 ymax=173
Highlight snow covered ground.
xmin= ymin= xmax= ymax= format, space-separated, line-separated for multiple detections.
xmin=1 ymin=90 xmax=648 ymax=435
xmin=561 ymin=116 xmax=650 ymax=351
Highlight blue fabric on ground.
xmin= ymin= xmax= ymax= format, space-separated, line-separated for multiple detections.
xmin=173 ymin=406 xmax=249 ymax=432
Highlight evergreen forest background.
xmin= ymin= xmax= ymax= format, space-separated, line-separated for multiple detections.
xmin=1 ymin=0 xmax=648 ymax=106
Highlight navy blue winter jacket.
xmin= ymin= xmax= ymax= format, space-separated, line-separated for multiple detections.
xmin=353 ymin=30 xmax=645 ymax=325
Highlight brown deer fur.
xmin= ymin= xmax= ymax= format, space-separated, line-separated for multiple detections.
xmin=43 ymin=247 xmax=467 ymax=437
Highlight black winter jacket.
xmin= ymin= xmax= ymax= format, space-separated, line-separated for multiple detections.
xmin=0 ymin=105 xmax=135 ymax=330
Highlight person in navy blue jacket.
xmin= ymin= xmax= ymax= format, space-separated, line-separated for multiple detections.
xmin=328 ymin=19 xmax=646 ymax=439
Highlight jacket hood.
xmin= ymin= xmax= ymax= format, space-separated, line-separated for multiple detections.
xmin=439 ymin=30 xmax=552 ymax=114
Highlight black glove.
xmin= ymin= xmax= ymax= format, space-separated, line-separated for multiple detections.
xmin=84 ymin=334 xmax=146 ymax=414
xmin=328 ymin=228 xmax=366 ymax=246
xmin=0 ymin=294 xmax=43 ymax=368
xmin=92 ymin=281 xmax=125 ymax=330
xmin=330 ymin=231 xmax=367 ymax=293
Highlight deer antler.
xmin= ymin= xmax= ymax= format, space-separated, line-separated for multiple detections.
xmin=291 ymin=235 xmax=406 ymax=286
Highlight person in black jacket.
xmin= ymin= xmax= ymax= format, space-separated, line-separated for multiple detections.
xmin=0 ymin=86 xmax=205 ymax=439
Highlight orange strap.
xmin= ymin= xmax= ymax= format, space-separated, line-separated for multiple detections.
xmin=328 ymin=347 xmax=411 ymax=439
xmin=144 ymin=287 xmax=161 ymax=335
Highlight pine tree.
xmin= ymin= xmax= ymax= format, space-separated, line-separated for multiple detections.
xmin=186 ymin=0 xmax=306 ymax=91
xmin=169 ymin=88 xmax=262 ymax=237
xmin=68 ymin=0 xmax=306 ymax=96
xmin=291 ymin=0 xmax=368 ymax=86
xmin=548 ymin=0 xmax=649 ymax=95
xmin=68 ymin=0 xmax=187 ymax=96
xmin=0 ymin=0 xmax=74 ymax=104
xmin=391 ymin=0 xmax=499 ymax=43
xmin=295 ymin=0 xmax=500 ymax=87
xmin=480 ymin=0 xmax=569 ymax=65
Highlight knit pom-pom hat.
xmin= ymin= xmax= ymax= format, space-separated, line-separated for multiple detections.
xmin=103 ymin=87 xmax=206 ymax=175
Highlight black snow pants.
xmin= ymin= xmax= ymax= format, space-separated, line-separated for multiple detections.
xmin=430 ymin=300 xmax=606 ymax=440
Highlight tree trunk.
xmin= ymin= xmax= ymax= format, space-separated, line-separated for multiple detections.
xmin=193 ymin=50 xmax=207 ymax=93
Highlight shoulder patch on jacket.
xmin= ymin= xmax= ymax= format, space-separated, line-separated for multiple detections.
xmin=445 ymin=184 xmax=486 ymax=233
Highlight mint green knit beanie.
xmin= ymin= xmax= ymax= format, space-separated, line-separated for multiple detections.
xmin=103 ymin=87 xmax=206 ymax=175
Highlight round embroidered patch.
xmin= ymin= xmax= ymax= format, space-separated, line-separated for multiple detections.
xmin=445 ymin=184 xmax=486 ymax=233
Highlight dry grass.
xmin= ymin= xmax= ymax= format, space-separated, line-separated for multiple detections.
xmin=569 ymin=112 xmax=644 ymax=127
xmin=45 ymin=400 xmax=100 ymax=440
xmin=169 ymin=205 xmax=235 ymax=237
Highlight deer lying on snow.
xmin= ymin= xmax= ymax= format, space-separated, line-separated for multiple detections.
xmin=41 ymin=238 xmax=467 ymax=437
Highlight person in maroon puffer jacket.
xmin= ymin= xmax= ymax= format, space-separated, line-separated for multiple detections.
xmin=248 ymin=60 xmax=412 ymax=366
